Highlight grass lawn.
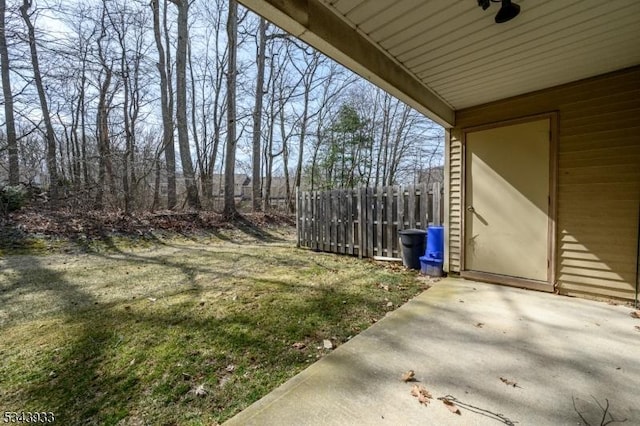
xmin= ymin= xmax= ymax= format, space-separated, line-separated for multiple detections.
xmin=0 ymin=226 xmax=430 ymax=425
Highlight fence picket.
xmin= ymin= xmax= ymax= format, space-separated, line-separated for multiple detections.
xmin=376 ymin=187 xmax=383 ymax=257
xmin=407 ymin=184 xmax=416 ymax=229
xmin=386 ymin=186 xmax=393 ymax=257
xmin=367 ymin=187 xmax=374 ymax=257
xmin=419 ymin=183 xmax=428 ymax=229
xmin=357 ymin=188 xmax=363 ymax=258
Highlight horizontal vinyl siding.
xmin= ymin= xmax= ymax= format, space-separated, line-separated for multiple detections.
xmin=455 ymin=67 xmax=640 ymax=301
xmin=448 ymin=135 xmax=463 ymax=273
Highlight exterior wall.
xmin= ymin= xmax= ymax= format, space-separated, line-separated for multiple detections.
xmin=447 ymin=131 xmax=463 ymax=273
xmin=447 ymin=66 xmax=640 ymax=300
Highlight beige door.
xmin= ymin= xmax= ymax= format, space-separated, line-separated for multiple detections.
xmin=465 ymin=119 xmax=550 ymax=282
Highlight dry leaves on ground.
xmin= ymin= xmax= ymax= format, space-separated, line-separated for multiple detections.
xmin=291 ymin=342 xmax=306 ymax=350
xmin=441 ymin=398 xmax=461 ymax=415
xmin=193 ymin=384 xmax=207 ymax=397
xmin=634 ymin=325 xmax=640 ymax=332
xmin=410 ymin=384 xmax=432 ymax=405
xmin=475 ymin=322 xmax=484 ymax=328
xmin=500 ymin=377 xmax=519 ymax=388
xmin=401 ymin=370 xmax=415 ymax=382
xmin=630 ymin=310 xmax=640 ymax=319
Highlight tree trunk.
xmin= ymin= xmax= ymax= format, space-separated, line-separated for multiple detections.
xmin=172 ymin=0 xmax=200 ymax=209
xmin=20 ymin=0 xmax=58 ymax=202
xmin=95 ymin=65 xmax=112 ymax=210
xmin=251 ymin=17 xmax=266 ymax=212
xmin=0 ymin=0 xmax=18 ymax=185
xmin=120 ymin=33 xmax=132 ymax=214
xmin=188 ymin=39 xmax=206 ymax=206
xmin=151 ymin=0 xmax=176 ymax=209
xmin=222 ymin=0 xmax=238 ymax=218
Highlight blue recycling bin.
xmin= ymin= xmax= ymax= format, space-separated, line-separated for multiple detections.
xmin=420 ymin=226 xmax=444 ymax=276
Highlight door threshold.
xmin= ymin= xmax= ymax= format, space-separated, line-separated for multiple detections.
xmin=461 ymin=270 xmax=554 ymax=293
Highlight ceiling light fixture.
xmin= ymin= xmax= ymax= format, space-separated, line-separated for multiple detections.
xmin=478 ymin=0 xmax=521 ymax=24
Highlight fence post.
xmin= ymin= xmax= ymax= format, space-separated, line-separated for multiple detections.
xmin=358 ymin=187 xmax=364 ymax=258
xmin=376 ymin=186 xmax=383 ymax=257
xmin=397 ymin=185 xmax=405 ymax=232
xmin=367 ymin=187 xmax=374 ymax=257
xmin=407 ymin=184 xmax=415 ymax=229
xmin=296 ymin=187 xmax=301 ymax=247
xmin=347 ymin=189 xmax=355 ymax=256
xmin=432 ymin=182 xmax=442 ymax=226
xmin=419 ymin=183 xmax=428 ymax=229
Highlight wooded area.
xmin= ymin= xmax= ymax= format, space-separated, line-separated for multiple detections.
xmin=0 ymin=0 xmax=443 ymax=216
xmin=297 ymin=182 xmax=443 ymax=259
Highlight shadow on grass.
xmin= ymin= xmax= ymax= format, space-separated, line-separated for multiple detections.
xmin=1 ymin=243 xmax=397 ymax=424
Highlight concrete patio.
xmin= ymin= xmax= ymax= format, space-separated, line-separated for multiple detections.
xmin=224 ymin=278 xmax=639 ymax=425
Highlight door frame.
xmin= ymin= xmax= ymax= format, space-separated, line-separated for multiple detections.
xmin=460 ymin=112 xmax=559 ymax=292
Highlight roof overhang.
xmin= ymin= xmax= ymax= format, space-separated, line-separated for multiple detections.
xmin=238 ymin=0 xmax=640 ymax=129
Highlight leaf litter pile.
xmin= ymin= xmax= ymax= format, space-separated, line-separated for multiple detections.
xmin=0 ymin=207 xmax=295 ymax=253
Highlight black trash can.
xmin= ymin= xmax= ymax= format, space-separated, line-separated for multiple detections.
xmin=398 ymin=229 xmax=427 ymax=270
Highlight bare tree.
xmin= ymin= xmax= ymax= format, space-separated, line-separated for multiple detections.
xmin=0 ymin=0 xmax=18 ymax=185
xmin=93 ymin=1 xmax=119 ymax=209
xmin=250 ymin=17 xmax=266 ymax=212
xmin=222 ymin=0 xmax=237 ymax=217
xmin=19 ymin=0 xmax=58 ymax=201
xmin=151 ymin=0 xmax=176 ymax=209
xmin=171 ymin=0 xmax=200 ymax=209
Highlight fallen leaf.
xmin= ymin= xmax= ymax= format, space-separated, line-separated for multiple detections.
xmin=475 ymin=322 xmax=484 ymax=328
xmin=147 ymin=297 xmax=157 ymax=302
xmin=292 ymin=342 xmax=306 ymax=350
xmin=323 ymin=339 xmax=334 ymax=350
xmin=386 ymin=301 xmax=393 ymax=307
xmin=635 ymin=325 xmax=640 ymax=332
xmin=630 ymin=310 xmax=640 ymax=319
xmin=193 ymin=384 xmax=207 ymax=397
xmin=401 ymin=370 xmax=415 ymax=382
xmin=225 ymin=364 xmax=236 ymax=373
xmin=500 ymin=377 xmax=518 ymax=387
xmin=410 ymin=384 xmax=432 ymax=405
xmin=442 ymin=398 xmax=461 ymax=415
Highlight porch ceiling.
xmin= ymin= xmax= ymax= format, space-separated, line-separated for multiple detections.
xmin=238 ymin=0 xmax=640 ymax=128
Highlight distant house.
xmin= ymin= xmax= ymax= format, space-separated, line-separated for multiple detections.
xmin=267 ymin=177 xmax=289 ymax=200
xmin=211 ymin=174 xmax=251 ymax=200
xmin=417 ymin=166 xmax=444 ymax=187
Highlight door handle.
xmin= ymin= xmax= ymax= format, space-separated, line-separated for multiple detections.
xmin=467 ymin=206 xmax=475 ymax=213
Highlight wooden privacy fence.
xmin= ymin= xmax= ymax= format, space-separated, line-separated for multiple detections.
xmin=296 ymin=183 xmax=443 ymax=259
